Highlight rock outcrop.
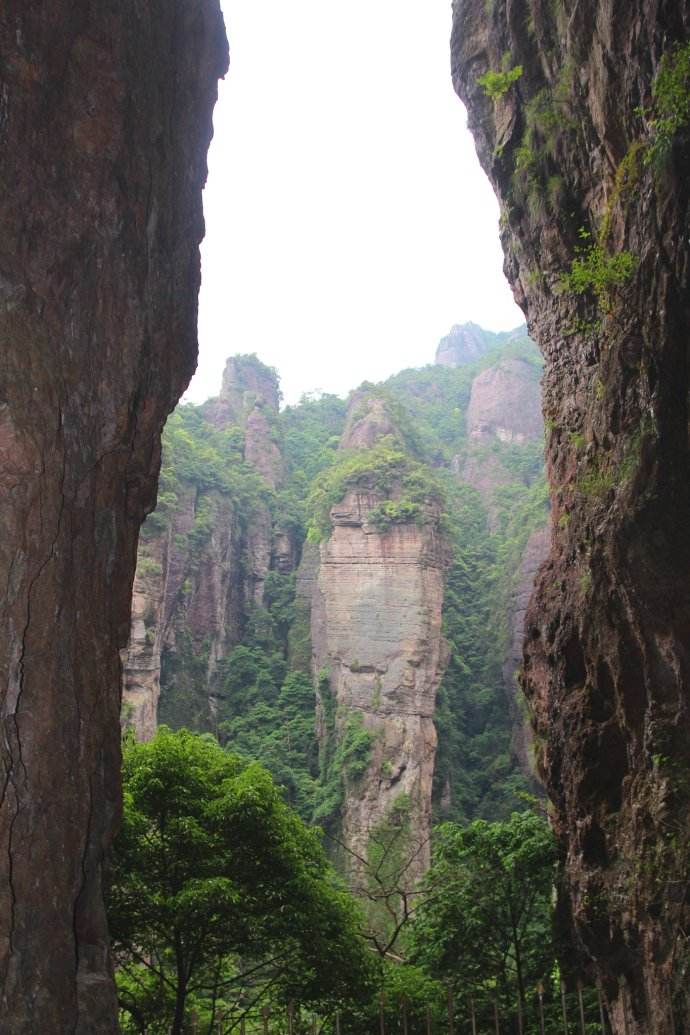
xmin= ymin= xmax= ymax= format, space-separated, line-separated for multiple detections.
xmin=503 ymin=524 xmax=551 ymax=775
xmin=467 ymin=357 xmax=543 ymax=444
xmin=458 ymin=349 xmax=544 ymax=530
xmin=122 ymin=355 xmax=290 ymax=737
xmin=309 ymin=397 xmax=449 ymax=881
xmin=0 ymin=2 xmax=227 ymax=1029
xmin=435 ymin=321 xmax=492 ymax=366
xmin=453 ymin=1 xmax=690 ymax=1029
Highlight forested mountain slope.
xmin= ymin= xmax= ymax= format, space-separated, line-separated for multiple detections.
xmin=122 ymin=325 xmax=549 ymax=859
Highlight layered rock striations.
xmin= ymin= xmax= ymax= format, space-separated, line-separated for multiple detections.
xmin=308 ymin=396 xmax=450 ymax=880
xmin=453 ymin=2 xmax=690 ymax=1029
xmin=0 ymin=2 xmax=227 ymax=1029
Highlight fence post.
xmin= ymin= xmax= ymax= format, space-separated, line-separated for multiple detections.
xmin=426 ymin=1004 xmax=432 ymax=1035
xmin=336 ymin=1010 xmax=341 ymax=1035
xmin=288 ymin=1001 xmax=295 ymax=1035
xmin=470 ymin=997 xmax=477 ymax=1035
xmin=596 ymin=980 xmax=607 ymax=1033
xmin=447 ymin=987 xmax=455 ymax=1035
xmin=493 ymin=1000 xmax=500 ymax=1035
xmin=401 ymin=994 xmax=410 ymax=1035
xmin=577 ymin=981 xmax=586 ymax=1035
xmin=560 ymin=980 xmax=569 ymax=1035
xmin=240 ymin=1016 xmax=246 ymax=1035
xmin=537 ymin=983 xmax=546 ymax=1035
xmin=261 ymin=1005 xmax=271 ymax=1035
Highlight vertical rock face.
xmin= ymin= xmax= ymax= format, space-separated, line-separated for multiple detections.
xmin=123 ymin=356 xmax=288 ymax=736
xmin=0 ymin=4 xmax=227 ymax=1029
xmin=309 ymin=400 xmax=449 ymax=880
xmin=203 ymin=355 xmax=284 ymax=489
xmin=435 ymin=321 xmax=492 ymax=366
xmin=458 ymin=351 xmax=544 ymax=530
xmin=452 ymin=2 xmax=690 ymax=1029
xmin=502 ymin=524 xmax=551 ymax=774
xmin=466 ymin=358 xmax=544 ymax=444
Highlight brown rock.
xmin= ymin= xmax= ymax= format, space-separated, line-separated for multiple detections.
xmin=453 ymin=0 xmax=690 ymax=1029
xmin=0 ymin=3 xmax=227 ymax=1029
xmin=466 ymin=358 xmax=543 ymax=444
xmin=502 ymin=524 xmax=550 ymax=776
xmin=311 ymin=478 xmax=449 ymax=880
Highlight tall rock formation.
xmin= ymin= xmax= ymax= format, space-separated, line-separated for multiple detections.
xmin=453 ymin=2 xmax=690 ymax=1030
xmin=307 ymin=393 xmax=450 ymax=880
xmin=435 ymin=321 xmax=491 ymax=366
xmin=122 ymin=355 xmax=288 ymax=738
xmin=0 ymin=3 xmax=227 ymax=1030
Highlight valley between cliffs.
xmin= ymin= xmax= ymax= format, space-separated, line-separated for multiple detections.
xmin=122 ymin=329 xmax=548 ymax=895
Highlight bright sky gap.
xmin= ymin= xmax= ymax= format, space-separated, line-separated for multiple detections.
xmin=192 ymin=0 xmax=524 ymax=406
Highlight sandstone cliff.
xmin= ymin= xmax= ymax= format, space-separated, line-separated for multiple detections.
xmin=453 ymin=2 xmax=690 ymax=1029
xmin=305 ymin=394 xmax=450 ymax=883
xmin=122 ymin=355 xmax=288 ymax=738
xmin=0 ymin=3 xmax=227 ymax=1029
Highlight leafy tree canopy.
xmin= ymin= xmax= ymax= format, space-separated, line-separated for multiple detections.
xmin=108 ymin=728 xmax=374 ymax=1034
xmin=410 ymin=811 xmax=557 ymax=1014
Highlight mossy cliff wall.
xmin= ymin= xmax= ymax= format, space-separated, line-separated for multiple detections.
xmin=0 ymin=4 xmax=227 ymax=1030
xmin=452 ymin=2 xmax=690 ymax=1030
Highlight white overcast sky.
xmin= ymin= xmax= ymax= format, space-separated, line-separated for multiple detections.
xmin=191 ymin=0 xmax=524 ymax=407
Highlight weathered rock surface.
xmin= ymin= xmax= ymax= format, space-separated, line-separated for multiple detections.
xmin=0 ymin=2 xmax=227 ymax=1029
xmin=204 ymin=355 xmax=284 ymax=489
xmin=123 ymin=489 xmax=245 ymax=738
xmin=123 ymin=356 xmax=289 ymax=736
xmin=467 ymin=357 xmax=543 ymax=444
xmin=312 ymin=488 xmax=448 ymax=877
xmin=456 ymin=350 xmax=543 ymax=530
xmin=502 ymin=524 xmax=550 ymax=775
xmin=435 ymin=321 xmax=491 ymax=366
xmin=309 ymin=398 xmax=449 ymax=880
xmin=453 ymin=1 xmax=690 ymax=1029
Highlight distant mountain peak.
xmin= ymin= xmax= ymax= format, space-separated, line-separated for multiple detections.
xmin=435 ymin=323 xmax=489 ymax=367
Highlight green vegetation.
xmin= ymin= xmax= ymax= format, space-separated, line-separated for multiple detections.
xmin=647 ymin=42 xmax=690 ymax=163
xmin=143 ymin=329 xmax=547 ymax=834
xmin=306 ymin=437 xmax=445 ymax=542
xmin=433 ymin=476 xmax=547 ymax=822
xmin=109 ymin=729 xmax=373 ymax=1034
xmin=313 ymin=676 xmax=376 ymax=829
xmin=557 ymin=227 xmax=637 ymax=311
xmin=411 ymin=811 xmax=557 ymax=1024
xmin=477 ymin=64 xmax=523 ymax=101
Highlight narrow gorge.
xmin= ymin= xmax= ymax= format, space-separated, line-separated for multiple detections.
xmin=122 ymin=326 xmax=548 ymax=891
xmin=2 ymin=2 xmax=689 ymax=1029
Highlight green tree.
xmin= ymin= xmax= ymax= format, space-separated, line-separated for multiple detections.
xmin=108 ymin=728 xmax=373 ymax=1034
xmin=410 ymin=812 xmax=557 ymax=1023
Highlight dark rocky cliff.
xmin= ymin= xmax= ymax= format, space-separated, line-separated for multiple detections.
xmin=452 ymin=2 xmax=690 ymax=1030
xmin=0 ymin=3 xmax=227 ymax=1030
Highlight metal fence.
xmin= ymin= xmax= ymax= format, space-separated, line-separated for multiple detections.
xmin=190 ymin=981 xmax=611 ymax=1035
